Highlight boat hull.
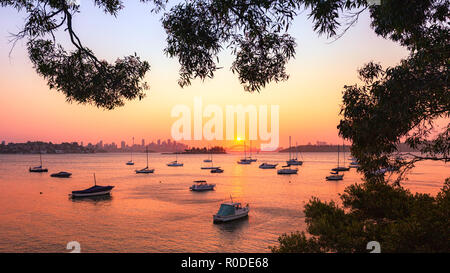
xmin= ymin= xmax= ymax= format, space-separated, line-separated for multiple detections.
xmin=51 ymin=172 xmax=72 ymax=178
xmin=71 ymin=186 xmax=114 ymax=198
xmin=190 ymin=185 xmax=215 ymax=191
xmin=213 ymin=210 xmax=249 ymax=223
xmin=29 ymin=168 xmax=48 ymax=173
xmin=326 ymin=176 xmax=343 ymax=181
xmin=277 ymin=169 xmax=298 ymax=174
xmin=135 ymin=169 xmax=154 ymax=174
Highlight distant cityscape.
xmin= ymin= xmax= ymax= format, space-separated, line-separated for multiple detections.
xmin=0 ymin=140 xmax=420 ymax=154
xmin=0 ymin=139 xmax=188 ymax=154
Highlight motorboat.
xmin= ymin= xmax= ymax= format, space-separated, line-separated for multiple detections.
xmin=277 ymin=165 xmax=298 ymax=175
xmin=50 ymin=171 xmax=72 ymax=178
xmin=326 ymin=171 xmax=344 ymax=181
xmin=211 ymin=167 xmax=224 ymax=173
xmin=190 ymin=180 xmax=216 ymax=191
xmin=136 ymin=147 xmax=155 ymax=174
xmin=29 ymin=151 xmax=48 ymax=172
xmin=213 ymin=198 xmax=249 ymax=223
xmin=259 ymin=163 xmax=278 ymax=169
xmin=70 ymin=174 xmax=114 ymax=198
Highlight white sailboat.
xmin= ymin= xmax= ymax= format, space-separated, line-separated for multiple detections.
xmin=29 ymin=150 xmax=48 ymax=172
xmin=167 ymin=145 xmax=183 ymax=167
xmin=126 ymin=137 xmax=135 ymax=165
xmin=237 ymin=141 xmax=252 ymax=164
xmin=286 ymin=141 xmax=303 ymax=166
xmin=135 ymin=147 xmax=154 ymax=174
xmin=279 ymin=137 xmax=298 ymax=174
xmin=203 ymin=146 xmax=212 ymax=162
xmin=201 ymin=152 xmax=220 ymax=169
xmin=332 ymin=144 xmax=350 ymax=172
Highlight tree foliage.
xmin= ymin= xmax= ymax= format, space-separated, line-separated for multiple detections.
xmin=2 ymin=0 xmax=404 ymax=109
xmin=338 ymin=0 xmax=449 ymax=178
xmin=270 ymin=178 xmax=450 ymax=253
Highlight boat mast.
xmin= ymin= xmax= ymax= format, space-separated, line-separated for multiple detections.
xmin=249 ymin=140 xmax=252 ymax=159
xmin=289 ymin=136 xmax=291 ymax=161
xmin=337 ymin=145 xmax=340 ymax=168
xmin=131 ymin=137 xmax=134 ymax=162
xmin=39 ymin=150 xmax=42 ymax=167
xmin=93 ymin=173 xmax=96 ymax=186
xmin=342 ymin=141 xmax=346 ymax=166
xmin=146 ymin=146 xmax=149 ymax=168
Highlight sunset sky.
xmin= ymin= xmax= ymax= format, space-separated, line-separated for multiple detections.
xmin=0 ymin=1 xmax=409 ymax=149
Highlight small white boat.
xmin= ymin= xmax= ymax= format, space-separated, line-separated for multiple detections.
xmin=201 ymin=166 xmax=221 ymax=169
xmin=213 ymin=198 xmax=249 ymax=223
xmin=136 ymin=147 xmax=154 ymax=174
xmin=277 ymin=165 xmax=298 ymax=175
xmin=259 ymin=163 xmax=278 ymax=169
xmin=331 ymin=144 xmax=350 ymax=172
xmin=326 ymin=171 xmax=344 ymax=181
xmin=190 ymin=180 xmax=216 ymax=191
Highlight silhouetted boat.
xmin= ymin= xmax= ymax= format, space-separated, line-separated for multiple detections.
xmin=136 ymin=147 xmax=154 ymax=174
xmin=190 ymin=180 xmax=215 ymax=191
xmin=237 ymin=141 xmax=253 ymax=164
xmin=71 ymin=174 xmax=114 ymax=198
xmin=326 ymin=171 xmax=344 ymax=181
xmin=211 ymin=167 xmax=224 ymax=173
xmin=277 ymin=165 xmax=298 ymax=175
xmin=213 ymin=196 xmax=249 ymax=223
xmin=286 ymin=138 xmax=303 ymax=166
xmin=51 ymin=171 xmax=72 ymax=178
xmin=259 ymin=163 xmax=278 ymax=169
xmin=331 ymin=144 xmax=350 ymax=172
xmin=29 ymin=151 xmax=48 ymax=172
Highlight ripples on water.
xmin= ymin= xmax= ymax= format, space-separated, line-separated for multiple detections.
xmin=0 ymin=153 xmax=447 ymax=252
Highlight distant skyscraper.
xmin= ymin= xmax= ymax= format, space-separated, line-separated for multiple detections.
xmin=81 ymin=141 xmax=84 ymax=147
xmin=141 ymin=139 xmax=145 ymax=147
xmin=121 ymin=141 xmax=126 ymax=149
xmin=1 ymin=140 xmax=5 ymax=145
xmin=157 ymin=139 xmax=161 ymax=145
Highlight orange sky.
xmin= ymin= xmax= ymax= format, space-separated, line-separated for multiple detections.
xmin=0 ymin=2 xmax=411 ymax=149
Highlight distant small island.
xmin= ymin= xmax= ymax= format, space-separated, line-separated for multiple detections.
xmin=181 ymin=146 xmax=226 ymax=154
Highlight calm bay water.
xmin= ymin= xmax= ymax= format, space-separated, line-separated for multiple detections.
xmin=0 ymin=152 xmax=447 ymax=253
